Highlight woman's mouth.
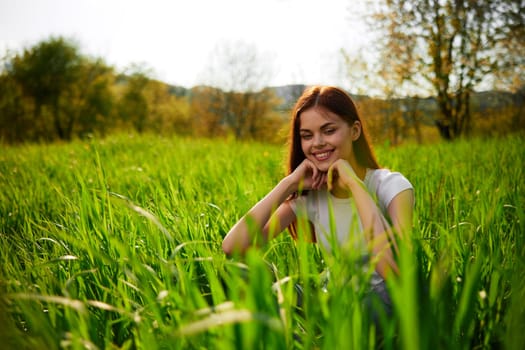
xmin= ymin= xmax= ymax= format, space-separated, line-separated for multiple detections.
xmin=313 ymin=150 xmax=333 ymax=161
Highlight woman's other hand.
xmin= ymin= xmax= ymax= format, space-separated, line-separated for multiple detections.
xmin=288 ymin=159 xmax=327 ymax=191
xmin=327 ymin=159 xmax=360 ymax=193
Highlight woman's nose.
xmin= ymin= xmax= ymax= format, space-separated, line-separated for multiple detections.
xmin=313 ymin=133 xmax=325 ymax=147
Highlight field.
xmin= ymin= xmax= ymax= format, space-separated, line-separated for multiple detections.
xmin=1 ymin=133 xmax=524 ymax=349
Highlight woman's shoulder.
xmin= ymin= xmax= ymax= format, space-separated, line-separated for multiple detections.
xmin=365 ymin=168 xmax=412 ymax=187
xmin=288 ymin=190 xmax=319 ymax=211
xmin=365 ymin=168 xmax=413 ymax=210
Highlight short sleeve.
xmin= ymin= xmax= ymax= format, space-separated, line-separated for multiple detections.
xmin=288 ymin=194 xmax=307 ymax=215
xmin=366 ymin=169 xmax=413 ymax=212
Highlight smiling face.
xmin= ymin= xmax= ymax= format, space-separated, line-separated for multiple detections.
xmin=287 ymin=86 xmax=379 ymax=176
xmin=299 ymin=107 xmax=360 ymax=172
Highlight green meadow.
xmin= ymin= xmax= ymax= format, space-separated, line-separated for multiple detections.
xmin=1 ymin=133 xmax=523 ymax=349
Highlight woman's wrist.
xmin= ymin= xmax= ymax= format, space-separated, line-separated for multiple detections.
xmin=341 ymin=165 xmax=363 ymax=188
xmin=345 ymin=177 xmax=366 ymax=195
xmin=280 ymin=175 xmax=299 ymax=196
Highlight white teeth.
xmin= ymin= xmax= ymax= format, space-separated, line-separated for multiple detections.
xmin=315 ymin=151 xmax=331 ymax=160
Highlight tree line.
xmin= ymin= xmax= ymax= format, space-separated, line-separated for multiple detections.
xmin=346 ymin=0 xmax=525 ymax=140
xmin=1 ymin=0 xmax=524 ymax=145
xmin=0 ymin=37 xmax=288 ymax=144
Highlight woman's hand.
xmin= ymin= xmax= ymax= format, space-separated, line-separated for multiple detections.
xmin=327 ymin=159 xmax=360 ymax=193
xmin=328 ymin=159 xmax=400 ymax=278
xmin=288 ymin=159 xmax=327 ymax=191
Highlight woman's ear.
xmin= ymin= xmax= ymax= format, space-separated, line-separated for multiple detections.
xmin=351 ymin=121 xmax=362 ymax=141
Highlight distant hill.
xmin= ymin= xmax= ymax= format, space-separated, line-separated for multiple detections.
xmin=164 ymin=83 xmax=522 ymax=121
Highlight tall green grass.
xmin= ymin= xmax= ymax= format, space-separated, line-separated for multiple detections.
xmin=1 ymin=133 xmax=523 ymax=349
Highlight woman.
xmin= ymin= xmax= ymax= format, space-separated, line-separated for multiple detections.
xmin=222 ymin=85 xmax=414 ymax=314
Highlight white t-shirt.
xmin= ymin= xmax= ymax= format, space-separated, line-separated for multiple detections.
xmin=290 ymin=168 xmax=413 ymax=254
xmin=289 ymin=168 xmax=413 ymax=286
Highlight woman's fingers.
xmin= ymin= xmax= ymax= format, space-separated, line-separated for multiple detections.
xmin=312 ymin=170 xmax=321 ymax=189
xmin=305 ymin=160 xmax=321 ymax=189
xmin=327 ymin=166 xmax=335 ymax=190
xmin=295 ymin=159 xmax=333 ymax=190
xmin=312 ymin=170 xmax=327 ymax=190
xmin=319 ymin=173 xmax=327 ymax=189
xmin=309 ymin=161 xmax=318 ymax=181
xmin=309 ymin=165 xmax=320 ymax=189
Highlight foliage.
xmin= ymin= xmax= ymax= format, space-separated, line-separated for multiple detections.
xmin=0 ymin=133 xmax=523 ymax=349
xmin=0 ymin=34 xmax=523 ymax=145
xmin=189 ymin=86 xmax=285 ymax=141
xmin=357 ymin=0 xmax=525 ymax=140
xmin=118 ymin=66 xmax=150 ymax=133
xmin=1 ymin=37 xmax=116 ymax=141
xmin=0 ymin=37 xmax=283 ymax=144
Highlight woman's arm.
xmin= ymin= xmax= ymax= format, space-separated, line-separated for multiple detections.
xmin=328 ymin=160 xmax=399 ymax=279
xmin=222 ymin=159 xmax=324 ymax=255
xmin=222 ymin=177 xmax=297 ymax=255
xmin=387 ymin=189 xmax=414 ymax=242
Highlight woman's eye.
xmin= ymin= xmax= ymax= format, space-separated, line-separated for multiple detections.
xmin=301 ymin=134 xmax=312 ymax=140
xmin=324 ymin=129 xmax=335 ymax=135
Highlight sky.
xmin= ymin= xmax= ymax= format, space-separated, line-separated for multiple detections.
xmin=0 ymin=0 xmax=373 ymax=89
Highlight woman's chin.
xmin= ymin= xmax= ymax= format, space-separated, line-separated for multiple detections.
xmin=308 ymin=156 xmax=335 ymax=172
xmin=315 ymin=161 xmax=332 ymax=172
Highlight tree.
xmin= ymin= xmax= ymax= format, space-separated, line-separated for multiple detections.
xmin=196 ymin=40 xmax=281 ymax=140
xmin=367 ymin=0 xmax=525 ymax=140
xmin=341 ymin=48 xmax=427 ymax=145
xmin=117 ymin=64 xmax=151 ymax=133
xmin=10 ymin=37 xmax=83 ymax=140
xmin=3 ymin=37 xmax=116 ymax=142
xmin=65 ymin=59 xmax=115 ymax=137
xmin=189 ymin=86 xmax=227 ymax=137
xmin=0 ymin=68 xmax=31 ymax=142
xmin=145 ymin=80 xmax=191 ymax=135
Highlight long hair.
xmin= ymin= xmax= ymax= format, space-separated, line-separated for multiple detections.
xmin=287 ymin=85 xmax=379 ymax=175
xmin=286 ymin=85 xmax=380 ymax=240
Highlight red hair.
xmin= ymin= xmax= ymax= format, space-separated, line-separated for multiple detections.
xmin=288 ymin=85 xmax=379 ymax=174
xmin=286 ymin=85 xmax=380 ymax=240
